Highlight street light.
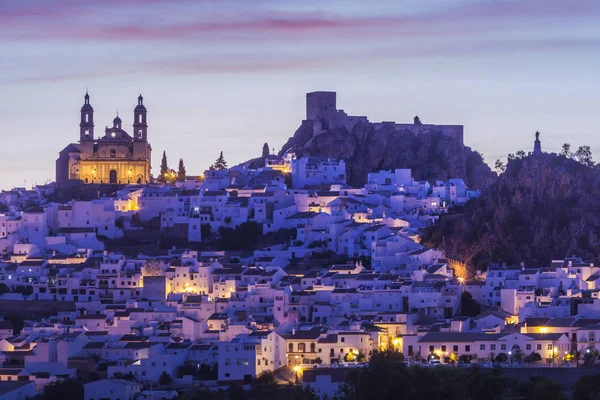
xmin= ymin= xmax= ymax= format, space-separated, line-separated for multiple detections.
xmin=508 ymin=351 xmax=512 ymax=366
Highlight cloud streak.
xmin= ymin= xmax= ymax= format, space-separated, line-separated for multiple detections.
xmin=3 ymin=0 xmax=600 ymax=43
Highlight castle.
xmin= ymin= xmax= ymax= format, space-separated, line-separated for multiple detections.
xmin=305 ymin=91 xmax=464 ymax=145
xmin=56 ymin=92 xmax=152 ymax=185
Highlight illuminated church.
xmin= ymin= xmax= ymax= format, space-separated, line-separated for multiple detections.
xmin=56 ymin=92 xmax=152 ymax=185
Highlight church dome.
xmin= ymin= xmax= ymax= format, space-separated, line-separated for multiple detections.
xmin=113 ymin=115 xmax=122 ymax=127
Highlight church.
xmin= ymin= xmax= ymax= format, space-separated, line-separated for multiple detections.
xmin=56 ymin=92 xmax=152 ymax=185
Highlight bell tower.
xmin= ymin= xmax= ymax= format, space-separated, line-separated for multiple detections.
xmin=133 ymin=94 xmax=147 ymax=141
xmin=80 ymin=90 xmax=94 ymax=141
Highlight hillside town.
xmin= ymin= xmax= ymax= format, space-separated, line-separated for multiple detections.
xmin=2 ymin=143 xmax=600 ymax=399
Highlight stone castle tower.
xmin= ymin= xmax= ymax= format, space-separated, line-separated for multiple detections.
xmin=304 ymin=91 xmax=464 ymax=145
xmin=56 ymin=92 xmax=152 ymax=185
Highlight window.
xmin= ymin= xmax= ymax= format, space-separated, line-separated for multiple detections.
xmin=453 ymin=345 xmax=458 ymax=352
xmin=526 ymin=344 xmax=531 ymax=351
xmin=547 ymin=344 xmax=553 ymax=350
xmin=429 ymin=345 xmax=434 ymax=352
xmin=110 ymin=149 xmax=116 ymax=158
xmin=501 ymin=344 xmax=507 ymax=351
xmin=341 ymin=337 xmax=345 ymax=343
xmin=441 ymin=345 xmax=446 ymax=352
xmin=480 ymin=345 xmax=485 ymax=351
xmin=590 ymin=332 xmax=596 ymax=342
xmin=465 ymin=345 xmax=471 ymax=352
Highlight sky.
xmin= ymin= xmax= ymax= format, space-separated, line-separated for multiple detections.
xmin=1 ymin=0 xmax=599 ymax=189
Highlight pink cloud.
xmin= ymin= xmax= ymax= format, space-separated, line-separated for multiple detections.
xmin=3 ymin=0 xmax=599 ymax=43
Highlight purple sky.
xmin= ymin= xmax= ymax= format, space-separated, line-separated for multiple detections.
xmin=1 ymin=0 xmax=599 ymax=189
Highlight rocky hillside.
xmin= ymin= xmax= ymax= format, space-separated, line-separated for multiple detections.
xmin=422 ymin=153 xmax=600 ymax=269
xmin=278 ymin=121 xmax=495 ymax=188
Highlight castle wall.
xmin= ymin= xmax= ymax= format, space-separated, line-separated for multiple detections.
xmin=305 ymin=91 xmax=464 ymax=145
xmin=372 ymin=123 xmax=464 ymax=145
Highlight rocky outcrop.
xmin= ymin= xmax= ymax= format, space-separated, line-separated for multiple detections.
xmin=279 ymin=121 xmax=494 ymax=188
xmin=422 ymin=154 xmax=600 ymax=269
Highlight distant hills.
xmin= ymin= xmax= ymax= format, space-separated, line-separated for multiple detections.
xmin=422 ymin=153 xmax=600 ymax=269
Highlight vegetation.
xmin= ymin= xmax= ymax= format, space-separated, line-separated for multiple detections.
xmin=572 ymin=373 xmax=600 ymax=400
xmin=459 ymin=291 xmax=481 ymax=317
xmin=422 ymin=152 xmax=600 ymax=270
xmin=159 ymin=151 xmax=169 ymax=182
xmin=337 ymin=351 xmax=566 ymax=400
xmin=158 ymin=372 xmax=173 ymax=385
xmin=0 ymin=282 xmax=9 ymax=295
xmin=210 ymin=151 xmax=228 ymax=171
xmin=218 ymin=222 xmax=263 ymax=250
xmin=15 ymin=285 xmax=33 ymax=296
xmin=178 ymin=158 xmax=187 ymax=180
xmin=41 ymin=378 xmax=84 ymax=400
xmin=263 ymin=142 xmax=270 ymax=158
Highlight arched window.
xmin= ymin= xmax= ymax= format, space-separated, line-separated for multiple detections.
xmin=85 ymin=129 xmax=89 ymax=136
xmin=110 ymin=149 xmax=116 ymax=158
xmin=139 ymin=114 xmax=142 ymax=123
xmin=86 ymin=114 xmax=89 ymax=123
xmin=138 ymin=130 xmax=143 ymax=138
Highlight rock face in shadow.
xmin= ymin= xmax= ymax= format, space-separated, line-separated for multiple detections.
xmin=279 ymin=121 xmax=495 ymax=189
xmin=422 ymin=154 xmax=600 ymax=269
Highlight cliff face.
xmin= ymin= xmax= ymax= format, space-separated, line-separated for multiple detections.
xmin=279 ymin=121 xmax=494 ymax=188
xmin=422 ymin=154 xmax=600 ymax=269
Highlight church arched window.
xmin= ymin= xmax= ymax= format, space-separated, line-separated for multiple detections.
xmin=138 ymin=130 xmax=143 ymax=138
xmin=110 ymin=149 xmax=116 ymax=158
xmin=85 ymin=129 xmax=89 ymax=136
xmin=139 ymin=114 xmax=142 ymax=123
xmin=86 ymin=114 xmax=89 ymax=123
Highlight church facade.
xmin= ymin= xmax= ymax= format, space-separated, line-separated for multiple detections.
xmin=56 ymin=93 xmax=152 ymax=185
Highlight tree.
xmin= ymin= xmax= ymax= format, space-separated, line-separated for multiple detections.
xmin=560 ymin=143 xmax=572 ymax=158
xmin=573 ymin=373 xmax=600 ymax=400
xmin=494 ymin=159 xmax=506 ymax=174
xmin=0 ymin=283 xmax=9 ymax=295
xmin=262 ymin=142 xmax=270 ymax=158
xmin=252 ymin=371 xmax=277 ymax=397
xmin=15 ymin=285 xmax=33 ymax=296
xmin=159 ymin=372 xmax=172 ymax=386
xmin=575 ymin=145 xmax=594 ymax=167
xmin=314 ymin=357 xmax=323 ymax=365
xmin=524 ymin=352 xmax=542 ymax=364
xmin=495 ymin=353 xmax=508 ymax=363
xmin=42 ymin=378 xmax=84 ymax=400
xmin=460 ymin=291 xmax=481 ymax=317
xmin=178 ymin=158 xmax=186 ymax=180
xmin=159 ymin=151 xmax=169 ymax=182
xmin=212 ymin=151 xmax=228 ymax=171
xmin=519 ymin=377 xmax=566 ymax=400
